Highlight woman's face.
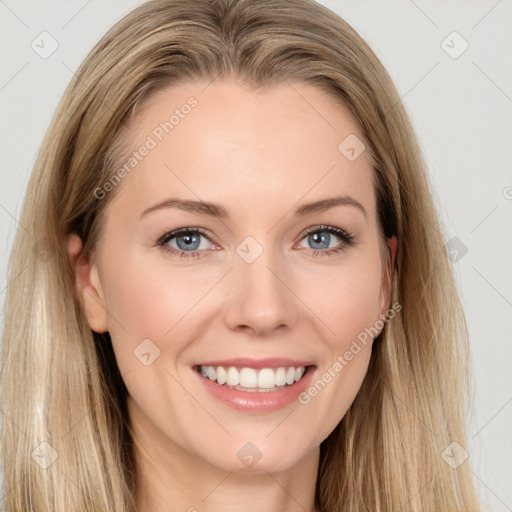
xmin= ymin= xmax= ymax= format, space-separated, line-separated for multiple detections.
xmin=74 ymin=79 xmax=395 ymax=474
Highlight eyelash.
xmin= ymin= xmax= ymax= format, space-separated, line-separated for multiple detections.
xmin=156 ymin=225 xmax=355 ymax=260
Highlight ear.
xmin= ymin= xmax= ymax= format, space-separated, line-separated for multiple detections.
xmin=379 ymin=235 xmax=398 ymax=315
xmin=67 ymin=232 xmax=109 ymax=333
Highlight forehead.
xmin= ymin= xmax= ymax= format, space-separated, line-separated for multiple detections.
xmin=106 ymin=79 xmax=376 ymax=223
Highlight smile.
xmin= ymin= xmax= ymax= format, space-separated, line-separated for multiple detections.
xmin=195 ymin=365 xmax=307 ymax=392
xmin=192 ymin=360 xmax=317 ymax=412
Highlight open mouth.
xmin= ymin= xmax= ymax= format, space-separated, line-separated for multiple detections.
xmin=193 ymin=364 xmax=314 ymax=393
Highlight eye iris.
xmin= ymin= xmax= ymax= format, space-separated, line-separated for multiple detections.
xmin=176 ymin=233 xmax=200 ymax=250
xmin=309 ymin=231 xmax=330 ymax=250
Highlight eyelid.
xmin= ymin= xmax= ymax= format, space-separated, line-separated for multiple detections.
xmin=157 ymin=226 xmax=218 ymax=246
xmin=296 ymin=224 xmax=355 ymax=244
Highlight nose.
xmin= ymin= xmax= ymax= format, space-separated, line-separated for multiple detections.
xmin=222 ymin=249 xmax=299 ymax=337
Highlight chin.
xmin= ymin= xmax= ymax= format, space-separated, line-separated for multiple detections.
xmin=199 ymin=436 xmax=315 ymax=475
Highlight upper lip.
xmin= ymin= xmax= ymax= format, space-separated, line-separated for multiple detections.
xmin=194 ymin=358 xmax=316 ymax=369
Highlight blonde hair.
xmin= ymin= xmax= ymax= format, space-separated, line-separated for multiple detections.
xmin=1 ymin=0 xmax=480 ymax=510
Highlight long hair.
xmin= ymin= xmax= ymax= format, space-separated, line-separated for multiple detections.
xmin=0 ymin=0 xmax=480 ymax=510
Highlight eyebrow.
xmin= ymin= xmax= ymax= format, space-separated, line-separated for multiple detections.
xmin=138 ymin=195 xmax=367 ymax=220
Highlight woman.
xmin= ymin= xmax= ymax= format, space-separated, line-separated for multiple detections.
xmin=0 ymin=0 xmax=481 ymax=510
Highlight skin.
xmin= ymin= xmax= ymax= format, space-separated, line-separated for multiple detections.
xmin=68 ymin=79 xmax=397 ymax=512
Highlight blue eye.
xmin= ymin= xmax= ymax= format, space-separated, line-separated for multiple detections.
xmin=157 ymin=227 xmax=214 ymax=258
xmin=157 ymin=225 xmax=355 ymax=259
xmin=297 ymin=225 xmax=355 ymax=257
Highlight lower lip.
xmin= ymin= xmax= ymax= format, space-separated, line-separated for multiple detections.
xmin=193 ymin=366 xmax=316 ymax=413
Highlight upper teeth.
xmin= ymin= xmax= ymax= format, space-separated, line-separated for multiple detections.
xmin=199 ymin=365 xmax=306 ymax=389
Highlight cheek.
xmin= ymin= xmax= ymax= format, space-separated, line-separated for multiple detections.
xmin=297 ymin=263 xmax=381 ymax=444
xmin=99 ymin=254 xmax=207 ymax=432
xmin=292 ymin=244 xmax=383 ymax=433
xmin=296 ymin=249 xmax=383 ymax=347
xmin=99 ymin=252 xmax=203 ymax=371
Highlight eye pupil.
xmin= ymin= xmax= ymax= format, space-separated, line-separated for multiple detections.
xmin=309 ymin=232 xmax=330 ymax=249
xmin=177 ymin=233 xmax=200 ymax=250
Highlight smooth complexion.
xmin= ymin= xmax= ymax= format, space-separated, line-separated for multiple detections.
xmin=68 ymin=79 xmax=397 ymax=512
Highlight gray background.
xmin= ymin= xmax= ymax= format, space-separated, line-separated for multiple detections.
xmin=1 ymin=0 xmax=511 ymax=510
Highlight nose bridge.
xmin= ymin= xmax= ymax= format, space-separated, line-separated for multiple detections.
xmin=223 ymin=236 xmax=298 ymax=335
